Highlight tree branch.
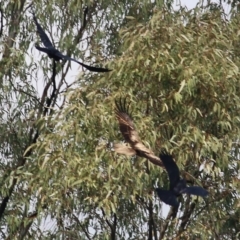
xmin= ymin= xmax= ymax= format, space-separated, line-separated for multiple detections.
xmin=72 ymin=214 xmax=92 ymax=240
xmin=0 ymin=46 xmax=58 ymax=222
xmin=159 ymin=205 xmax=179 ymax=240
xmin=101 ymin=208 xmax=117 ymax=240
xmin=0 ymin=5 xmax=3 ymax=38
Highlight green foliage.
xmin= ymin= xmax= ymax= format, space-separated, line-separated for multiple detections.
xmin=0 ymin=0 xmax=240 ymax=239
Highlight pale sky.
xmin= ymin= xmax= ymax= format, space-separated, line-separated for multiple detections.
xmin=174 ymin=0 xmax=230 ymax=13
xmin=174 ymin=0 xmax=200 ymax=9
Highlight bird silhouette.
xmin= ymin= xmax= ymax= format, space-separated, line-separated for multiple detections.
xmin=114 ymin=98 xmax=163 ymax=167
xmin=32 ymin=12 xmax=111 ymax=72
xmin=156 ymin=153 xmax=209 ymax=207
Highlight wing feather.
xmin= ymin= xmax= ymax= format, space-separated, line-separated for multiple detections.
xmin=159 ymin=153 xmax=180 ymax=190
xmin=115 ymin=98 xmax=139 ymax=144
xmin=155 ymin=188 xmax=179 ymax=207
xmin=58 ymin=54 xmax=111 ymax=72
xmin=113 ymin=143 xmax=136 ymax=156
xmin=181 ymin=186 xmax=209 ymax=197
xmin=32 ymin=12 xmax=53 ymax=48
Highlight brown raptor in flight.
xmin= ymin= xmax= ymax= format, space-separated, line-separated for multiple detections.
xmin=114 ymin=98 xmax=163 ymax=167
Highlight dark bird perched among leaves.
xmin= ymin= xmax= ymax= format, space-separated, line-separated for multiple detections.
xmin=32 ymin=12 xmax=111 ymax=72
xmin=156 ymin=153 xmax=209 ymax=207
xmin=114 ymin=98 xmax=163 ymax=167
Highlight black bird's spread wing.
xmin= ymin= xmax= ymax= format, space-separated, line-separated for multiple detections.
xmin=155 ymin=188 xmax=179 ymax=207
xmin=58 ymin=54 xmax=111 ymax=72
xmin=76 ymin=60 xmax=111 ymax=72
xmin=181 ymin=186 xmax=209 ymax=197
xmin=32 ymin=12 xmax=53 ymax=48
xmin=115 ymin=99 xmax=163 ymax=167
xmin=159 ymin=153 xmax=180 ymax=190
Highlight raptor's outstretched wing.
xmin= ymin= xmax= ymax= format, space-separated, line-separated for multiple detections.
xmin=113 ymin=143 xmax=136 ymax=156
xmin=159 ymin=153 xmax=180 ymax=190
xmin=115 ymin=99 xmax=163 ymax=167
xmin=115 ymin=98 xmax=139 ymax=144
xmin=32 ymin=12 xmax=53 ymax=48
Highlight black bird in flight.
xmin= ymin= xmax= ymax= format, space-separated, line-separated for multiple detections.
xmin=156 ymin=153 xmax=209 ymax=207
xmin=114 ymin=98 xmax=163 ymax=167
xmin=32 ymin=12 xmax=111 ymax=72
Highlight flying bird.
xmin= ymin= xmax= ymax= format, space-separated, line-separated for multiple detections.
xmin=114 ymin=98 xmax=163 ymax=167
xmin=32 ymin=12 xmax=111 ymax=72
xmin=156 ymin=152 xmax=209 ymax=207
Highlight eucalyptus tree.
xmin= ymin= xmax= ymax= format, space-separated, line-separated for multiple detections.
xmin=0 ymin=0 xmax=239 ymax=239
xmin=0 ymin=0 xmax=164 ymax=239
xmin=53 ymin=4 xmax=239 ymax=239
